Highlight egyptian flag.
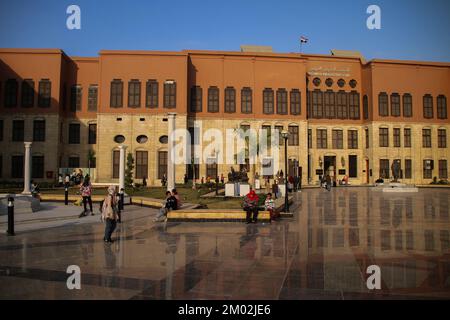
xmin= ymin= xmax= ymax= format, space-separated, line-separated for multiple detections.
xmin=300 ymin=36 xmax=308 ymax=43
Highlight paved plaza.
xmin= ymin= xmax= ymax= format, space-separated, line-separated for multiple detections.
xmin=0 ymin=187 xmax=449 ymax=299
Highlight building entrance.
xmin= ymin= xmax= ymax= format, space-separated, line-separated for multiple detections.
xmin=324 ymin=156 xmax=336 ymax=180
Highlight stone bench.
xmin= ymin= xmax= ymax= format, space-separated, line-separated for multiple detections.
xmin=167 ymin=196 xmax=294 ymax=222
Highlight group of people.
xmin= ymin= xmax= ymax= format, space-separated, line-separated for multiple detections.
xmin=243 ymin=188 xmax=280 ymax=224
xmin=153 ymin=189 xmax=182 ymax=222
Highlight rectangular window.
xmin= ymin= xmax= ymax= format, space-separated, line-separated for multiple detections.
xmin=336 ymin=91 xmax=348 ymax=119
xmin=403 ymin=94 xmax=413 ymax=117
xmin=146 ymin=80 xmax=158 ymax=108
xmin=276 ymin=89 xmax=288 ymax=115
xmin=190 ymin=86 xmax=202 ymax=112
xmin=12 ymin=120 xmax=24 ymax=142
xmin=312 ymin=90 xmax=323 ymax=118
xmin=33 ymin=120 xmax=45 ymax=142
xmin=365 ymin=128 xmax=369 ymax=149
xmin=206 ymin=163 xmax=218 ymax=179
xmin=324 ymin=90 xmax=335 ymax=119
xmin=262 ymin=125 xmax=271 ymax=149
xmin=423 ymin=160 xmax=433 ymax=179
xmin=38 ymin=79 xmax=51 ymax=108
xmin=438 ymin=129 xmax=447 ymax=148
xmin=207 ymin=86 xmax=219 ymax=113
xmin=439 ymin=160 xmax=448 ymax=179
xmin=404 ymin=128 xmax=411 ymax=147
xmin=405 ymin=159 xmax=412 ymax=179
xmin=135 ymin=151 xmax=148 ymax=179
xmin=390 ymin=93 xmax=400 ymax=117
xmin=308 ymin=129 xmax=312 ymax=149
xmin=163 ymin=81 xmax=176 ymax=108
xmin=158 ymin=151 xmax=168 ymax=179
xmin=88 ymin=124 xmax=97 ymax=144
xmin=11 ymin=155 xmax=24 ymax=178
xmin=349 ymin=91 xmax=360 ymax=119
xmin=393 ymin=128 xmax=401 ymax=148
xmin=317 ymin=129 xmax=327 ymax=149
xmin=290 ymin=89 xmax=301 ymax=115
xmin=422 ymin=129 xmax=432 ymax=148
xmin=70 ymin=85 xmax=82 ymax=111
xmin=112 ymin=151 xmax=120 ymax=178
xmin=349 ymin=155 xmax=357 ymax=178
xmin=275 ymin=125 xmax=284 ymax=146
xmin=88 ymin=85 xmax=98 ymax=111
xmin=68 ymin=123 xmax=80 ymax=144
xmin=348 ymin=130 xmax=358 ymax=149
xmin=378 ymin=92 xmax=388 ymax=116
xmin=241 ymin=87 xmax=252 ymax=113
xmin=379 ymin=159 xmax=390 ymax=179
xmin=332 ymin=130 xmax=343 ymax=149
xmin=288 ymin=126 xmax=299 ymax=146
xmin=379 ymin=128 xmax=389 ymax=147
xmin=437 ymin=95 xmax=447 ymax=119
xmin=423 ymin=95 xmax=433 ymax=119
xmin=22 ymin=79 xmax=34 ymax=108
xmin=263 ymin=88 xmax=274 ymax=114
xmin=224 ymin=87 xmax=236 ymax=113
xmin=128 ymin=80 xmax=141 ymax=108
xmin=110 ymin=79 xmax=123 ymax=108
xmin=363 ymin=95 xmax=369 ymax=119
xmin=68 ymin=157 xmax=80 ymax=168
xmin=32 ymin=156 xmax=44 ymax=179
xmin=5 ymin=79 xmax=18 ymax=108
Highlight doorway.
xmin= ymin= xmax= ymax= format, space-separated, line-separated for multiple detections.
xmin=324 ymin=156 xmax=336 ymax=178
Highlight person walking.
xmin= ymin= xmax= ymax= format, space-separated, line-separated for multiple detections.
xmin=101 ymin=186 xmax=119 ymax=243
xmin=79 ymin=175 xmax=94 ymax=217
xmin=243 ymin=188 xmax=259 ymax=224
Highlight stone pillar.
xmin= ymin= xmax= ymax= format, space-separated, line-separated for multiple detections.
xmin=167 ymin=113 xmax=177 ymax=191
xmin=22 ymin=142 xmax=32 ymax=195
xmin=119 ymin=145 xmax=127 ymax=192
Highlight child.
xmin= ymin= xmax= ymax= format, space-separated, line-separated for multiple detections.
xmin=264 ymin=193 xmax=278 ymax=221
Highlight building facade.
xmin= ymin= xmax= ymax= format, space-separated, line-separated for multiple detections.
xmin=0 ymin=48 xmax=449 ymax=186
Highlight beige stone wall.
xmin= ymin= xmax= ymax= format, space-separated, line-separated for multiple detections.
xmin=0 ymin=113 xmax=61 ymax=181
xmin=369 ymin=122 xmax=450 ymax=184
xmin=308 ymin=124 xmax=366 ymax=185
xmin=96 ymin=113 xmax=187 ymax=186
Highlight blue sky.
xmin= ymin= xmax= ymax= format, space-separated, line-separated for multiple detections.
xmin=0 ymin=0 xmax=449 ymax=62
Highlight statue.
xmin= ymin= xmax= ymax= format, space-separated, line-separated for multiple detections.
xmin=227 ymin=166 xmax=249 ymax=183
xmin=391 ymin=160 xmax=401 ymax=182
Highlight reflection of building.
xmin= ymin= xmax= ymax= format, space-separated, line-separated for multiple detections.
xmin=296 ymin=189 xmax=450 ymax=296
xmin=0 ymin=48 xmax=448 ymax=186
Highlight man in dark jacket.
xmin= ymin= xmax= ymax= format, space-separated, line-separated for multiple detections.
xmin=154 ymin=191 xmax=178 ymax=222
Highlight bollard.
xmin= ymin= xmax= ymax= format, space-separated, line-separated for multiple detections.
xmin=7 ymin=196 xmax=15 ymax=236
xmin=64 ymin=185 xmax=69 ymax=205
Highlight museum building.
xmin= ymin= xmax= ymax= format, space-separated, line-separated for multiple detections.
xmin=0 ymin=47 xmax=448 ymax=186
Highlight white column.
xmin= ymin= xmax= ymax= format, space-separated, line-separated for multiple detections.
xmin=119 ymin=145 xmax=127 ymax=192
xmin=22 ymin=142 xmax=32 ymax=195
xmin=167 ymin=113 xmax=177 ymax=191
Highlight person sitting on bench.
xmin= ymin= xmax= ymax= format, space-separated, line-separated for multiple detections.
xmin=243 ymin=188 xmax=259 ymax=224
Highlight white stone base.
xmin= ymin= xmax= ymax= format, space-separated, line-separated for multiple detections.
xmin=239 ymin=184 xmax=250 ymax=197
xmin=0 ymin=194 xmax=41 ymax=215
xmin=225 ymin=183 xmax=236 ymax=197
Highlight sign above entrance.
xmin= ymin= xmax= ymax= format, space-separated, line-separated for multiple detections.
xmin=308 ymin=66 xmax=351 ymax=78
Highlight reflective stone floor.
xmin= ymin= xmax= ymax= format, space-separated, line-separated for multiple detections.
xmin=0 ymin=187 xmax=449 ymax=299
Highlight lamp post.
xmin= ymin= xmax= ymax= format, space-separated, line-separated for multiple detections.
xmin=281 ymin=130 xmax=290 ymax=213
xmin=191 ymin=157 xmax=196 ymax=190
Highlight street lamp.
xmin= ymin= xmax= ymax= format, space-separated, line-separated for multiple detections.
xmin=281 ymin=130 xmax=290 ymax=213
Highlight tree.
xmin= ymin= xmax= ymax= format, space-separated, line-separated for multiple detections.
xmin=125 ymin=152 xmax=134 ymax=187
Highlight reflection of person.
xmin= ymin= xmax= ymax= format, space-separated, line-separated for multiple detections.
xmin=101 ymin=186 xmax=119 ymax=243
xmin=243 ymin=188 xmax=259 ymax=224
